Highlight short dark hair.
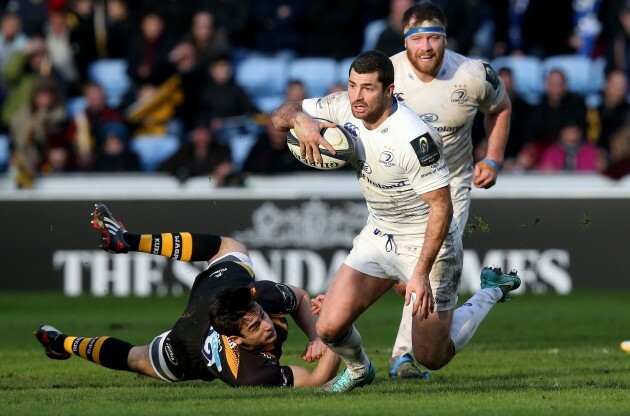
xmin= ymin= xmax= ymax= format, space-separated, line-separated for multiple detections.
xmin=350 ymin=50 xmax=394 ymax=89
xmin=207 ymin=284 xmax=256 ymax=336
xmin=402 ymin=2 xmax=447 ymax=30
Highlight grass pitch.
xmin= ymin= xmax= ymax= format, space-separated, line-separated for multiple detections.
xmin=1 ymin=290 xmax=629 ymax=416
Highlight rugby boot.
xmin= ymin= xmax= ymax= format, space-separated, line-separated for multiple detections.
xmin=480 ymin=267 xmax=521 ymax=302
xmin=318 ymin=361 xmax=376 ymax=393
xmin=34 ymin=324 xmax=70 ymax=360
xmin=388 ymin=353 xmax=430 ymax=380
xmin=91 ymin=203 xmax=129 ymax=253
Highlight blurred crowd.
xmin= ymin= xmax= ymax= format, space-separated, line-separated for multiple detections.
xmin=0 ymin=0 xmax=629 ymax=188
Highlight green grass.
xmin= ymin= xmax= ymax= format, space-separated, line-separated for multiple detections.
xmin=1 ymin=291 xmax=629 ymax=416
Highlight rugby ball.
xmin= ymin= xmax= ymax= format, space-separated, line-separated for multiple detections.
xmin=286 ymin=120 xmax=355 ymax=170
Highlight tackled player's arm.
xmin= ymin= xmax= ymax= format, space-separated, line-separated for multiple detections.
xmin=405 ymin=186 xmax=453 ymax=320
xmin=284 ymin=284 xmax=342 ymax=387
xmin=475 ymin=94 xmax=512 ymax=189
xmin=285 ymin=284 xmax=327 ymax=363
xmin=289 ymin=348 xmax=341 ymax=387
xmin=270 ymin=100 xmax=336 ymax=164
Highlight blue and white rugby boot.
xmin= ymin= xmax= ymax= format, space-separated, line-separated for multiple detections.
xmin=388 ymin=353 xmax=430 ymax=380
xmin=480 ymin=267 xmax=521 ymax=302
xmin=318 ymin=361 xmax=376 ymax=393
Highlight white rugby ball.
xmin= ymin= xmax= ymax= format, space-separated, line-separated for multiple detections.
xmin=286 ymin=119 xmax=355 ymax=170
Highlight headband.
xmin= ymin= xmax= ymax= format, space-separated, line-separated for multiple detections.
xmin=403 ymin=26 xmax=446 ymax=39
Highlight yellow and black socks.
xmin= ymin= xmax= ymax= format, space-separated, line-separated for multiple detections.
xmin=53 ymin=334 xmax=134 ymax=371
xmin=123 ymin=232 xmax=221 ymax=262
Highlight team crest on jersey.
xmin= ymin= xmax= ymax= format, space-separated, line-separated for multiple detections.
xmin=483 ymin=62 xmax=499 ymax=90
xmin=344 ymin=122 xmax=359 ymax=137
xmin=450 ymin=88 xmax=467 ymax=104
xmin=421 ymin=113 xmax=439 ymax=123
xmin=379 ymin=151 xmax=395 ymax=167
xmin=410 ymin=132 xmax=440 ymax=166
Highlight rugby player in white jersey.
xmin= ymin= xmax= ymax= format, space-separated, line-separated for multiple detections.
xmin=384 ymin=2 xmax=514 ymax=379
xmin=271 ymin=50 xmax=520 ymax=392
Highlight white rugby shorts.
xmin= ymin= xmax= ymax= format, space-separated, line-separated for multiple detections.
xmin=344 ymin=225 xmax=463 ymax=311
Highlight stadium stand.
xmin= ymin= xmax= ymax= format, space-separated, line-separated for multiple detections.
xmin=491 ymin=55 xmax=544 ymax=104
xmin=287 ymin=57 xmax=338 ymax=98
xmin=235 ymin=54 xmax=289 ymax=113
xmin=541 ymin=54 xmax=607 ymax=107
xmin=87 ymin=59 xmax=132 ymax=108
xmin=129 ymin=135 xmax=180 ymax=172
xmin=337 ymin=57 xmax=354 ymax=85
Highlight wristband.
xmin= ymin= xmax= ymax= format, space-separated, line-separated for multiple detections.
xmin=482 ymin=158 xmax=501 ymax=171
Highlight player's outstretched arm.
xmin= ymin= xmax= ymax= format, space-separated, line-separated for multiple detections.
xmin=474 ymin=94 xmax=511 ymax=189
xmin=290 ymin=348 xmax=342 ymax=387
xmin=285 ymin=284 xmax=327 ymax=362
xmin=271 ymin=101 xmax=336 ymax=164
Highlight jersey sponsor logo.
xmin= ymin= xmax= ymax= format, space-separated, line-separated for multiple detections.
xmin=209 ymin=267 xmax=228 ymax=279
xmin=379 ymin=151 xmax=395 ymax=167
xmin=393 ymin=92 xmax=405 ymax=102
xmin=483 ymin=62 xmax=499 ymax=90
xmin=358 ymin=171 xmax=407 ymax=189
xmin=411 ymin=132 xmax=440 ymax=166
xmin=358 ymin=160 xmax=372 ymax=174
xmin=420 ymin=113 xmax=439 ymax=122
xmin=435 ymin=124 xmax=464 ymax=133
xmin=164 ymin=340 xmax=179 ymax=365
xmin=440 ymin=68 xmax=447 ymax=77
xmin=450 ymin=89 xmax=468 ymax=104
xmin=344 ymin=122 xmax=359 ymax=137
xmin=172 ymin=234 xmax=181 ymax=260
xmin=380 ymin=127 xmax=388 ymax=134
xmin=407 ymin=72 xmax=414 ymax=80
xmin=420 ymin=161 xmax=447 ymax=178
xmin=203 ymin=329 xmax=223 ymax=372
xmin=152 ymin=236 xmax=160 ymax=255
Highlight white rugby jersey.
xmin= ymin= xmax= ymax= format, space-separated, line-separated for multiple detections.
xmin=303 ymin=92 xmax=455 ymax=237
xmin=390 ymin=49 xmax=506 ymax=188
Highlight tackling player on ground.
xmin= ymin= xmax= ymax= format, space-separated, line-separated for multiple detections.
xmin=35 ymin=203 xmax=340 ymax=388
xmin=271 ymin=50 xmax=520 ymax=393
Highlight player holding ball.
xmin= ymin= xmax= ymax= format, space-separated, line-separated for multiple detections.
xmin=271 ymin=50 xmax=520 ymax=393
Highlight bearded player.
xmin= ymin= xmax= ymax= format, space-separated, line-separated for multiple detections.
xmin=386 ymin=2 xmax=513 ymax=379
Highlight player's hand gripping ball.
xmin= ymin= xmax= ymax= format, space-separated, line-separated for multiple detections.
xmin=286 ymin=119 xmax=355 ymax=170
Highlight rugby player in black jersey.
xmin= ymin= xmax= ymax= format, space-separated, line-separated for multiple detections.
xmin=34 ymin=203 xmax=340 ymax=388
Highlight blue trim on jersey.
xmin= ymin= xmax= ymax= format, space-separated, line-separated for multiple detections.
xmin=404 ymin=26 xmax=446 ymax=38
xmin=390 ymin=99 xmax=398 ymax=115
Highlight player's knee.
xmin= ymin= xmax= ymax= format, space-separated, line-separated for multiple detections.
xmin=315 ymin=319 xmax=343 ymax=344
xmin=412 ymin=345 xmax=453 ymax=370
xmin=219 ymin=237 xmax=248 ymax=256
